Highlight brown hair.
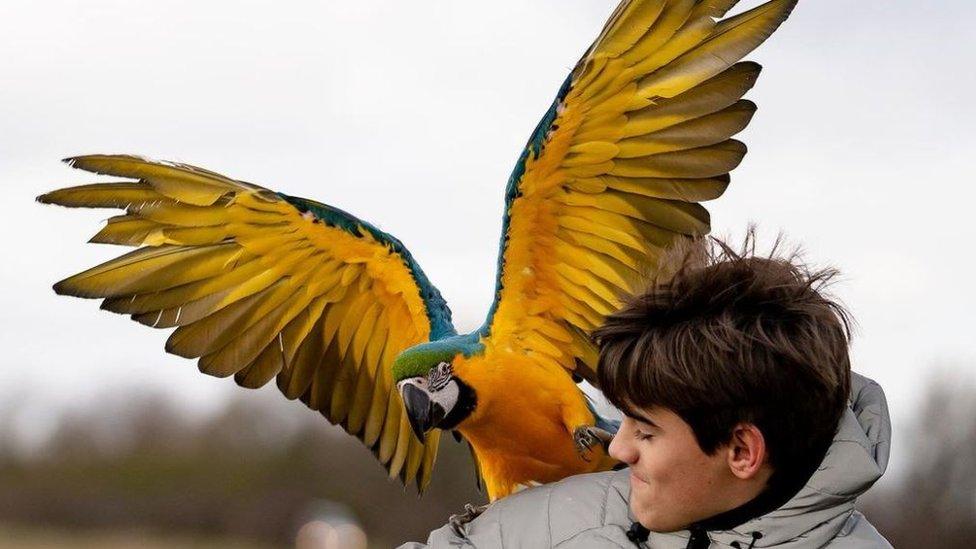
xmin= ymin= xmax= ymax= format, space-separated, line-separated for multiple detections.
xmin=595 ymin=231 xmax=852 ymax=474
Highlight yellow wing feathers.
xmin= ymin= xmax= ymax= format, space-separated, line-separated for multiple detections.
xmin=39 ymin=155 xmax=441 ymax=490
xmin=487 ymin=0 xmax=796 ymax=376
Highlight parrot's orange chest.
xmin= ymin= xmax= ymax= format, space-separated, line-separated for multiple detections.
xmin=452 ymin=350 xmax=615 ymax=500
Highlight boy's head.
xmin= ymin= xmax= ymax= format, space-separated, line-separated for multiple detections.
xmin=596 ymin=233 xmax=852 ymax=532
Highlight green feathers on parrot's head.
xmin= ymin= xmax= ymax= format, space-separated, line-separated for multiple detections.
xmin=392 ymin=334 xmax=484 ymax=382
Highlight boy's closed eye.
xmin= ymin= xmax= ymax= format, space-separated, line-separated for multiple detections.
xmin=634 ymin=429 xmax=654 ymax=441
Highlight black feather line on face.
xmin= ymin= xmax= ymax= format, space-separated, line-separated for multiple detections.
xmin=438 ymin=377 xmax=476 ymax=431
xmin=428 ymin=361 xmax=453 ymax=391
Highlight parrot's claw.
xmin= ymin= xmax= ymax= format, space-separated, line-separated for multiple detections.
xmin=449 ymin=503 xmax=489 ymax=537
xmin=573 ymin=425 xmax=614 ymax=462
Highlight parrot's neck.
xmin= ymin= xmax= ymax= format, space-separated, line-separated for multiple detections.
xmin=452 ymin=347 xmax=613 ymax=500
xmin=432 ymin=330 xmax=485 ymax=356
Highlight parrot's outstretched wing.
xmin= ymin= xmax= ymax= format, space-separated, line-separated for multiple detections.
xmin=482 ymin=0 xmax=797 ymax=381
xmin=38 ymin=155 xmax=456 ymax=491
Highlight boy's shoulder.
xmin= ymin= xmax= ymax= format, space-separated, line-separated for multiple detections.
xmin=399 ymin=469 xmax=638 ymax=548
xmin=399 ymin=468 xmax=892 ymax=549
xmin=469 ymin=469 xmax=636 ymax=548
xmin=827 ymin=511 xmax=894 ymax=549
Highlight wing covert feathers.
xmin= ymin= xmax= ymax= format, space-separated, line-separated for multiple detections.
xmin=485 ymin=0 xmax=797 ymax=381
xmin=39 ymin=154 xmax=450 ymax=492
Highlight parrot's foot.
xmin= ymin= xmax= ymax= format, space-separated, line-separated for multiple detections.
xmin=449 ymin=503 xmax=489 ymax=537
xmin=573 ymin=425 xmax=614 ymax=462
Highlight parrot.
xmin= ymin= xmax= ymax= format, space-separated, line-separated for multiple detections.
xmin=38 ymin=0 xmax=798 ymax=502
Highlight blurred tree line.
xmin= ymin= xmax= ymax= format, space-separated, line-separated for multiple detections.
xmin=0 ymin=377 xmax=973 ymax=547
xmin=0 ymin=388 xmax=483 ymax=548
xmin=859 ymin=376 xmax=976 ymax=548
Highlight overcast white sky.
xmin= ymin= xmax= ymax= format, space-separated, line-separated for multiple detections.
xmin=2 ymin=1 xmax=974 ymax=477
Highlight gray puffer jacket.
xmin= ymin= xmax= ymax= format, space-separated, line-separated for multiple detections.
xmin=400 ymin=373 xmax=892 ymax=548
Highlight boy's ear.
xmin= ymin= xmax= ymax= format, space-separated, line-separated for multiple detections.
xmin=726 ymin=423 xmax=767 ymax=480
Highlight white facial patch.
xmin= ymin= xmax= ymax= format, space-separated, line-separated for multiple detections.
xmin=428 ymin=379 xmax=459 ymax=414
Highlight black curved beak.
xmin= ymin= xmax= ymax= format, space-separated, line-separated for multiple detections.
xmin=400 ymin=383 xmax=446 ymax=442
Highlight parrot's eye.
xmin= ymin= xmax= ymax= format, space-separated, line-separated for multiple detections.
xmin=428 ymin=361 xmax=452 ymax=391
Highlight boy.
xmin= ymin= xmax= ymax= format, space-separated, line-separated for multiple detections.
xmin=402 ymin=236 xmax=892 ymax=548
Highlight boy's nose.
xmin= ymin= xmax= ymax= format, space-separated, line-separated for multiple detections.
xmin=608 ymin=430 xmax=638 ymax=465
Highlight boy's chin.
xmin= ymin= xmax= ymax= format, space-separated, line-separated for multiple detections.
xmin=629 ymin=499 xmax=691 ymax=534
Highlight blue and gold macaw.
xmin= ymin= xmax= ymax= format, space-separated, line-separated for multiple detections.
xmin=39 ymin=0 xmax=797 ymax=501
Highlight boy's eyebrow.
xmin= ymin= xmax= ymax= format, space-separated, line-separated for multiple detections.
xmin=624 ymin=410 xmax=660 ymax=429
